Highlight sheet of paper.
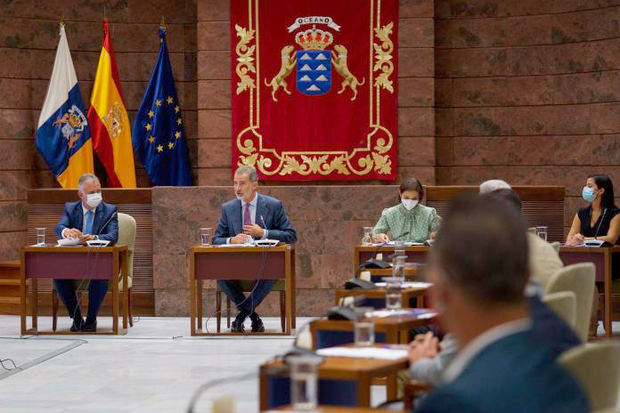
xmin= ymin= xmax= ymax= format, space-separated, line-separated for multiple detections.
xmin=215 ymin=243 xmax=256 ymax=248
xmin=366 ymin=309 xmax=437 ymax=319
xmin=371 ymin=241 xmax=426 ymax=247
xmin=316 ymin=346 xmax=408 ymax=360
xmin=374 ymin=281 xmax=432 ymax=289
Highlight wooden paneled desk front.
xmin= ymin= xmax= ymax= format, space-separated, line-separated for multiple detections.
xmin=559 ymin=246 xmax=620 ymax=338
xmin=260 ymin=350 xmax=409 ymax=409
xmin=20 ymin=245 xmax=129 ymax=335
xmin=354 ymin=245 xmax=430 ymax=279
xmin=310 ymin=311 xmax=438 ymax=348
xmin=189 ymin=244 xmax=296 ymax=336
xmin=334 ymin=285 xmax=430 ymax=308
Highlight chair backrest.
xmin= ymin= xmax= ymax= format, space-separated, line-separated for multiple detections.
xmin=117 ymin=213 xmax=137 ymax=289
xmin=542 ymin=291 xmax=577 ymax=329
xmin=559 ymin=341 xmax=620 ymax=411
xmin=545 ymin=263 xmax=595 ymax=342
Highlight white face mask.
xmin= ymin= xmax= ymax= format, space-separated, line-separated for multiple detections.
xmin=402 ymin=199 xmax=419 ymax=210
xmin=86 ymin=192 xmax=102 ymax=208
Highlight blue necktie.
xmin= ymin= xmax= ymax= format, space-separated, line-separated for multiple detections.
xmin=84 ymin=210 xmax=94 ymax=235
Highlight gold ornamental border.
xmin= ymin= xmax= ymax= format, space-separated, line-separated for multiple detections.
xmin=234 ymin=0 xmax=395 ymax=178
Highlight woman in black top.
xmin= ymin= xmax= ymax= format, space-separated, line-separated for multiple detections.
xmin=565 ymin=174 xmax=620 ymax=336
xmin=566 ymin=174 xmax=620 ymax=246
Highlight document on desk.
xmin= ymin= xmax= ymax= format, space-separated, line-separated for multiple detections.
xmin=372 ymin=241 xmax=425 ymax=247
xmin=366 ymin=308 xmax=437 ymax=319
xmin=216 ymin=244 xmax=256 ymax=248
xmin=374 ymin=281 xmax=432 ymax=289
xmin=317 ymin=346 xmax=408 ymax=360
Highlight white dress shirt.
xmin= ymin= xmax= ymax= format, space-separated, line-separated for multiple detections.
xmin=442 ymin=318 xmax=531 ymax=383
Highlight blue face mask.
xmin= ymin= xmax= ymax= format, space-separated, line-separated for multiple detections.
xmin=582 ymin=186 xmax=597 ymax=202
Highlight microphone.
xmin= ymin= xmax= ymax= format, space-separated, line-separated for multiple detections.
xmin=260 ymin=215 xmax=268 ymax=238
xmin=593 ymin=208 xmax=607 ymax=239
xmin=97 ymin=210 xmax=118 ymax=238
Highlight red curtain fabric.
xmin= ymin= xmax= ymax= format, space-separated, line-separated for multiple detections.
xmin=231 ymin=0 xmax=398 ymax=181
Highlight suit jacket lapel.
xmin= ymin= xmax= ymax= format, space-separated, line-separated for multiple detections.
xmin=255 ymin=194 xmax=269 ymax=229
xmin=92 ymin=206 xmax=104 ymax=235
xmin=73 ymin=202 xmax=84 ymax=232
xmin=232 ymin=199 xmax=242 ymax=236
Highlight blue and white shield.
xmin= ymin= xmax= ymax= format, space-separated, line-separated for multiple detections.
xmin=296 ymin=50 xmax=331 ymax=96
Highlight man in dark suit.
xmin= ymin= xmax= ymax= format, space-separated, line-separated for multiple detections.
xmin=212 ymin=166 xmax=296 ymax=333
xmin=415 ymin=195 xmax=588 ymax=412
xmin=55 ymin=173 xmax=118 ymax=332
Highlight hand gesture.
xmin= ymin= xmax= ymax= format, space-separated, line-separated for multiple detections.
xmin=243 ymin=224 xmax=265 ymax=238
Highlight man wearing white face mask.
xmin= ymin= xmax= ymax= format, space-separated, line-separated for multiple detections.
xmin=55 ymin=173 xmax=119 ymax=332
xmin=371 ymin=177 xmax=441 ymax=243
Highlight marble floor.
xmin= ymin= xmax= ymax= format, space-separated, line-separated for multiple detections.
xmin=0 ymin=315 xmax=389 ymax=412
xmin=1 ymin=315 xmax=618 ymax=412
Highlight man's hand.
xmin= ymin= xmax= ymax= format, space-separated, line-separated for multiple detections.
xmin=64 ymin=228 xmax=82 ymax=239
xmin=372 ymin=233 xmax=390 ymax=243
xmin=408 ymin=332 xmax=439 ymax=365
xmin=79 ymin=234 xmax=96 ymax=244
xmin=243 ymin=224 xmax=265 ymax=238
xmin=230 ymin=234 xmax=251 ymax=244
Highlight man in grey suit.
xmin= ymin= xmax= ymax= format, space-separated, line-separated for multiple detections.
xmin=212 ymin=166 xmax=297 ymax=333
xmin=415 ymin=195 xmax=588 ymax=412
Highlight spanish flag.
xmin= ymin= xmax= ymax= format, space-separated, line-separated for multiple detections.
xmin=87 ymin=20 xmax=136 ymax=188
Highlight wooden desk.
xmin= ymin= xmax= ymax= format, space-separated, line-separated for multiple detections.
xmin=310 ymin=310 xmax=438 ymax=348
xmin=354 ymin=245 xmax=430 ymax=280
xmin=559 ymin=246 xmax=620 ymax=338
xmin=20 ymin=245 xmax=129 ymax=335
xmin=189 ymin=244 xmax=296 ymax=336
xmin=335 ymin=285 xmax=430 ymax=308
xmin=260 ymin=350 xmax=409 ymax=409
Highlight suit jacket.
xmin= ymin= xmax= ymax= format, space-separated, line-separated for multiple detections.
xmin=56 ymin=200 xmax=119 ymax=243
xmin=415 ymin=330 xmax=589 ymax=413
xmin=212 ymin=194 xmax=296 ymax=245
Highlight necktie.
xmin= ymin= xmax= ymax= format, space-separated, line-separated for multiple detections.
xmin=243 ymin=203 xmax=252 ymax=226
xmin=84 ymin=210 xmax=94 ymax=235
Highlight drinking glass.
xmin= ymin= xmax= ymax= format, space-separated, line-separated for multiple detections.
xmin=392 ymin=255 xmax=406 ymax=282
xmin=354 ymin=321 xmax=375 ymax=347
xmin=393 ymin=240 xmax=406 ymax=258
xmin=288 ymin=355 xmax=321 ymax=411
xmin=384 ymin=277 xmax=402 ymax=310
xmin=35 ymin=228 xmax=46 ymax=246
xmin=362 ymin=226 xmax=373 ymax=246
xmin=536 ymin=226 xmax=548 ymax=241
xmin=200 ymin=227 xmax=212 ymax=246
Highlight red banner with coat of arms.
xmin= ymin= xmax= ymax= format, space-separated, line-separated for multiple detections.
xmin=231 ymin=0 xmax=398 ymax=181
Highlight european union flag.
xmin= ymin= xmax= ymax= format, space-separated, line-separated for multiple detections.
xmin=132 ymin=28 xmax=192 ymax=186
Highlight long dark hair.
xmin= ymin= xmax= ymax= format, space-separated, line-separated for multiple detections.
xmin=588 ymin=174 xmax=617 ymax=210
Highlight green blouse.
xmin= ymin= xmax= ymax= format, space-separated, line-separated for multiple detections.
xmin=372 ymin=203 xmax=441 ymax=243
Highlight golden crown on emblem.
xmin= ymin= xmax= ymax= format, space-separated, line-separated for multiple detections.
xmin=295 ymin=26 xmax=333 ymax=50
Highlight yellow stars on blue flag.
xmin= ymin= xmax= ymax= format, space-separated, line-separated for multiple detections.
xmin=131 ymin=26 xmax=192 ymax=185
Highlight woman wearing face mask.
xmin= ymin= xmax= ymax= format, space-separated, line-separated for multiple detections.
xmin=371 ymin=177 xmax=441 ymax=243
xmin=566 ymin=174 xmax=619 ymax=336
xmin=566 ymin=174 xmax=620 ymax=246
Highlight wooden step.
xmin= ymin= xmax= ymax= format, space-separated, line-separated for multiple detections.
xmin=0 ymin=278 xmax=21 ymax=286
xmin=0 ymin=296 xmax=20 ymax=304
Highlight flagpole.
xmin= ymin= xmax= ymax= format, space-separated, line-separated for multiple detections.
xmin=160 ymin=16 xmax=166 ymax=32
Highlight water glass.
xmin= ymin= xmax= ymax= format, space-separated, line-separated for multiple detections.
xmin=288 ymin=355 xmax=321 ymax=411
xmin=354 ymin=321 xmax=375 ymax=347
xmin=384 ymin=277 xmax=402 ymax=310
xmin=393 ymin=240 xmax=406 ymax=258
xmin=536 ymin=226 xmax=548 ymax=241
xmin=392 ymin=255 xmax=406 ymax=282
xmin=35 ymin=227 xmax=46 ymax=246
xmin=362 ymin=226 xmax=373 ymax=246
xmin=200 ymin=227 xmax=212 ymax=246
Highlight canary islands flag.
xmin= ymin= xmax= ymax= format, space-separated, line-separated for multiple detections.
xmin=35 ymin=23 xmax=93 ymax=189
xmin=87 ymin=19 xmax=136 ymax=188
xmin=132 ymin=28 xmax=192 ymax=186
